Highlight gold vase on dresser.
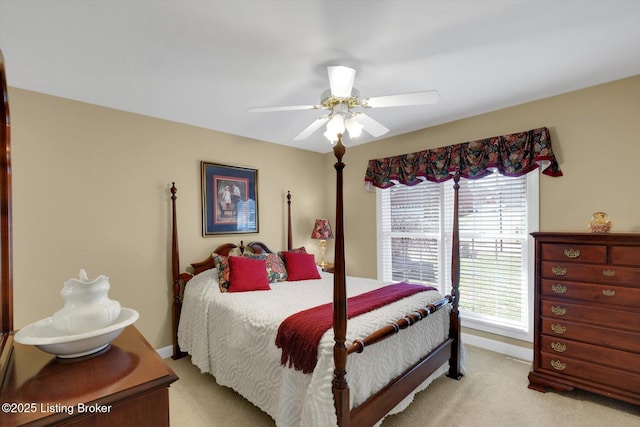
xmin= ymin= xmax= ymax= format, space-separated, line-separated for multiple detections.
xmin=529 ymin=232 xmax=640 ymax=405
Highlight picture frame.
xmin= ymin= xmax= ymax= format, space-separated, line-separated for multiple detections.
xmin=201 ymin=162 xmax=259 ymax=235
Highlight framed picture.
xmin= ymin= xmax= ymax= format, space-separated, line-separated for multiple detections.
xmin=201 ymin=162 xmax=259 ymax=235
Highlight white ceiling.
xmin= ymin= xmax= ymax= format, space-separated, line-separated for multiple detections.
xmin=1 ymin=1 xmax=640 ymax=153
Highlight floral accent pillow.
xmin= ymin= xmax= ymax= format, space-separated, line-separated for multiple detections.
xmin=244 ymin=252 xmax=288 ymax=282
xmin=212 ymin=253 xmax=231 ymax=292
xmin=277 ymin=246 xmax=306 ymax=262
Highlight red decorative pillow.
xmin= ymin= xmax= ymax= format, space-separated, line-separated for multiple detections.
xmin=282 ymin=251 xmax=321 ymax=281
xmin=228 ymin=255 xmax=271 ymax=292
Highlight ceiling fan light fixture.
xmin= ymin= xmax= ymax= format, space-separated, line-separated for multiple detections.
xmin=344 ymin=115 xmax=363 ymax=138
xmin=249 ymin=65 xmax=440 ymax=143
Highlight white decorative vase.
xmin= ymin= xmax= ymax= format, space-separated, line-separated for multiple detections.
xmin=52 ymin=269 xmax=121 ymax=335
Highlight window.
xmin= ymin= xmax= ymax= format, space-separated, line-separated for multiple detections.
xmin=377 ymin=171 xmax=538 ymax=341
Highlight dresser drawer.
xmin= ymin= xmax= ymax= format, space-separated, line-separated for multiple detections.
xmin=539 ymin=352 xmax=640 ymax=394
xmin=541 ymin=261 xmax=640 ymax=286
xmin=541 ymin=317 xmax=640 ymax=353
xmin=540 ymin=335 xmax=640 ymax=374
xmin=611 ymin=245 xmax=640 ymax=266
xmin=541 ymin=279 xmax=640 ymax=308
xmin=541 ymin=300 xmax=640 ymax=331
xmin=540 ymin=243 xmax=606 ymax=263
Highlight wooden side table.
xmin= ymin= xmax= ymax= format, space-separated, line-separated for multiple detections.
xmin=322 ymin=263 xmax=335 ymax=273
xmin=0 ymin=325 xmax=178 ymax=426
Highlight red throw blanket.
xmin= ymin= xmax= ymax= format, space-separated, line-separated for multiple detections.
xmin=275 ymin=282 xmax=437 ymax=374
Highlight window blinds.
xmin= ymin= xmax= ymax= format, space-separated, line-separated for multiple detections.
xmin=379 ymin=172 xmax=531 ymax=335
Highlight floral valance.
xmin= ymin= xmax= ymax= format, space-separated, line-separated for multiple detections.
xmin=364 ymin=127 xmax=562 ymax=189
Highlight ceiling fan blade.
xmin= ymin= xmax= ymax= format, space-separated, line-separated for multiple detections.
xmin=365 ymin=90 xmax=440 ymax=108
xmin=248 ymin=104 xmax=322 ymax=113
xmin=293 ymin=116 xmax=329 ymax=140
xmin=328 ymin=66 xmax=356 ymax=97
xmin=355 ymin=113 xmax=389 ymax=137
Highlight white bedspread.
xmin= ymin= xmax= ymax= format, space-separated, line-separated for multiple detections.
xmin=178 ymin=269 xmax=452 ymax=427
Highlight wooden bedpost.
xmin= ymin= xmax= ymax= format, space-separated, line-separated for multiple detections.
xmin=286 ymin=191 xmax=292 ymax=251
xmin=170 ymin=182 xmax=186 ymax=360
xmin=332 ymin=135 xmax=351 ymax=427
xmin=448 ymin=173 xmax=463 ymax=379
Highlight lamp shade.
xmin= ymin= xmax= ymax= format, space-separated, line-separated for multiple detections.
xmin=310 ymin=219 xmax=334 ymax=240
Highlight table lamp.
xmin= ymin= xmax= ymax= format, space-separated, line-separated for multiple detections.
xmin=310 ymin=219 xmax=334 ymax=269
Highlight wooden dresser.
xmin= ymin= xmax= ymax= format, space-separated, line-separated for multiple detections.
xmin=0 ymin=326 xmax=178 ymax=426
xmin=528 ymin=232 xmax=640 ymax=405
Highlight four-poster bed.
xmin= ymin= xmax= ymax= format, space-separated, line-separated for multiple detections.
xmin=170 ymin=135 xmax=463 ymax=426
xmin=171 ymin=126 xmax=561 ymax=425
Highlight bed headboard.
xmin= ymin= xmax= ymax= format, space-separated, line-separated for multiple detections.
xmin=169 ymin=185 xmax=294 ymax=359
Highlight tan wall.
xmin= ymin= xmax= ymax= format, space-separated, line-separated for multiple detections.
xmin=9 ymin=88 xmax=327 ymax=348
xmin=9 ymin=74 xmax=640 ymax=351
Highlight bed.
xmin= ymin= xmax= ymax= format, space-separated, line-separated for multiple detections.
xmin=169 ymin=135 xmax=463 ymax=426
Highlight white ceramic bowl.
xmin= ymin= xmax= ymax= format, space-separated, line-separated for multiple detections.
xmin=14 ymin=308 xmax=139 ymax=358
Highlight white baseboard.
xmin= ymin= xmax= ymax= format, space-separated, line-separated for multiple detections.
xmin=462 ymin=332 xmax=533 ymax=362
xmin=156 ymin=345 xmax=173 ymax=359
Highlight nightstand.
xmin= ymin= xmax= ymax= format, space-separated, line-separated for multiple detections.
xmin=1 ymin=325 xmax=178 ymax=426
xmin=322 ymin=263 xmax=335 ymax=273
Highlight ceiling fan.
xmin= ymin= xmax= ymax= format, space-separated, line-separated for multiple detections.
xmin=248 ymin=66 xmax=440 ymax=142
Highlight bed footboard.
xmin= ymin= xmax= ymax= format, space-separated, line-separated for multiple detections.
xmin=351 ymin=338 xmax=454 ymax=427
xmin=343 ymin=294 xmax=460 ymax=426
xmin=347 ymin=295 xmax=459 ymax=426
xmin=347 ymin=296 xmax=451 ymax=355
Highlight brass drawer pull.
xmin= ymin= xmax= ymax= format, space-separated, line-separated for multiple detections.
xmin=551 ymin=360 xmax=567 ymax=371
xmin=551 ymin=342 xmax=567 ymax=353
xmin=551 ymin=283 xmax=567 ymax=294
xmin=602 ymin=269 xmax=616 ymax=277
xmin=551 ymin=306 xmax=567 ymax=316
xmin=550 ymin=323 xmax=566 ymax=334
xmin=552 ymin=266 xmax=567 ymax=276
xmin=563 ymin=248 xmax=580 ymax=258
xmin=602 ymin=289 xmax=616 ymax=297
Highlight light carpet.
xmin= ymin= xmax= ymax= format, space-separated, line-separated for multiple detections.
xmin=165 ymin=345 xmax=639 ymax=426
